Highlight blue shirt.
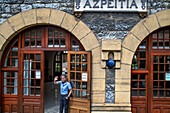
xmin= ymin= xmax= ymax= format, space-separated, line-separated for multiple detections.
xmin=59 ymin=81 xmax=72 ymax=95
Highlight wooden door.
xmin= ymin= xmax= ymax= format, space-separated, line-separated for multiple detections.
xmin=1 ymin=71 xmax=19 ymax=113
xmin=21 ymin=51 xmax=44 ymax=113
xmin=67 ymin=51 xmax=91 ymax=113
xmin=151 ymin=53 xmax=170 ymax=113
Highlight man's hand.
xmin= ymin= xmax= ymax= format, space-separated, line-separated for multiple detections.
xmin=67 ymin=89 xmax=72 ymax=99
xmin=54 ymin=76 xmax=58 ymax=81
xmin=54 ymin=76 xmax=60 ymax=84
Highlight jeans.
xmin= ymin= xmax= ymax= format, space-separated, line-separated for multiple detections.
xmin=59 ymin=95 xmax=69 ymax=113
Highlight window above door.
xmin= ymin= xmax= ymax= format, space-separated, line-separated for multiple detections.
xmin=21 ymin=26 xmax=85 ymax=51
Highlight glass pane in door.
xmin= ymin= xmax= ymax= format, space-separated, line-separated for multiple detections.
xmin=69 ymin=52 xmax=89 ymax=99
xmin=153 ymin=55 xmax=170 ymax=98
xmin=3 ymin=72 xmax=18 ymax=95
xmin=131 ymin=73 xmax=147 ymax=97
xmin=23 ymin=53 xmax=41 ymax=96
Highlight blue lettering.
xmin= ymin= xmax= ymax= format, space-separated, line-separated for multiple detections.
xmin=108 ymin=0 xmax=114 ymax=8
xmin=93 ymin=0 xmax=99 ymax=8
xmin=127 ymin=0 xmax=129 ymax=8
xmin=130 ymin=0 xmax=138 ymax=9
xmin=84 ymin=0 xmax=92 ymax=8
xmin=101 ymin=0 xmax=107 ymax=8
xmin=115 ymin=0 xmax=117 ymax=8
xmin=119 ymin=0 xmax=125 ymax=8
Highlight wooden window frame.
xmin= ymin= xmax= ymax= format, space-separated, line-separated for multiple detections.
xmin=45 ymin=27 xmax=69 ymax=49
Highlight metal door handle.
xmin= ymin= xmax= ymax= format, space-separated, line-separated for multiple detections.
xmin=85 ymin=93 xmax=90 ymax=96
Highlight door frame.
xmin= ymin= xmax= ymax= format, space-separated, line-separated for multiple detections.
xmin=20 ymin=50 xmax=44 ymax=113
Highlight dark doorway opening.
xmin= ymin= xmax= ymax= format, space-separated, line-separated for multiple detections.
xmin=44 ymin=51 xmax=68 ymax=113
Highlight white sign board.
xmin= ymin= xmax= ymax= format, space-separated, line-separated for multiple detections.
xmin=74 ymin=0 xmax=147 ymax=12
xmin=36 ymin=71 xmax=41 ymax=79
xmin=166 ymin=73 xmax=170 ymax=81
xmin=82 ymin=73 xmax=88 ymax=81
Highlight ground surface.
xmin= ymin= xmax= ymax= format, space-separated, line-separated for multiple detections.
xmin=44 ymin=82 xmax=60 ymax=113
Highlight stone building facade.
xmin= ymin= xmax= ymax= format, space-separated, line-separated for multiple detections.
xmin=0 ymin=0 xmax=169 ymax=113
xmin=0 ymin=0 xmax=169 ymax=41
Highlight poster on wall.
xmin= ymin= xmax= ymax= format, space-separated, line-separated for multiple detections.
xmin=36 ymin=71 xmax=41 ymax=79
xmin=82 ymin=73 xmax=88 ymax=81
xmin=166 ymin=73 xmax=170 ymax=81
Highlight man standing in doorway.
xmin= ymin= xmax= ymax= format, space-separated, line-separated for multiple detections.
xmin=54 ymin=74 xmax=72 ymax=113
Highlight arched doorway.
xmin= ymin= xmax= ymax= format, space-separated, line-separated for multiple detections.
xmin=0 ymin=25 xmax=91 ymax=113
xmin=131 ymin=26 xmax=170 ymax=113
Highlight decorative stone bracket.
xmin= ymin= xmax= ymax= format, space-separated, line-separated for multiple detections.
xmin=101 ymin=39 xmax=121 ymax=69
xmin=74 ymin=12 xmax=83 ymax=18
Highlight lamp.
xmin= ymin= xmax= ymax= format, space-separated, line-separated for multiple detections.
xmin=106 ymin=52 xmax=115 ymax=68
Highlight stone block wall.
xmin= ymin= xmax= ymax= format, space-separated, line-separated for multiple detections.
xmin=105 ymin=68 xmax=115 ymax=103
xmin=0 ymin=0 xmax=169 ymax=41
xmin=148 ymin=0 xmax=170 ymax=14
xmin=0 ymin=0 xmax=74 ymax=24
xmin=80 ymin=13 xmax=141 ymax=42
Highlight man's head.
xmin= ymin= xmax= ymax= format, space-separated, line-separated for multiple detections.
xmin=60 ymin=74 xmax=67 ymax=83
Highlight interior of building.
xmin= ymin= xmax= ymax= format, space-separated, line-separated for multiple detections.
xmin=44 ymin=51 xmax=68 ymax=113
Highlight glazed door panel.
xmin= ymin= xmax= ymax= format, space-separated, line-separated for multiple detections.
xmin=151 ymin=53 xmax=170 ymax=113
xmin=68 ymin=51 xmax=91 ymax=113
xmin=1 ymin=71 xmax=19 ymax=113
xmin=21 ymin=51 xmax=44 ymax=113
xmin=131 ymin=73 xmax=148 ymax=113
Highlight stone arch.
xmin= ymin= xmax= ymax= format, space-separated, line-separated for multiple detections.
xmin=119 ymin=9 xmax=170 ymax=104
xmin=0 ymin=8 xmax=100 ymax=64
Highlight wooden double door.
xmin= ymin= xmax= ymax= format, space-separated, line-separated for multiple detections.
xmin=132 ymin=53 xmax=170 ymax=113
xmin=131 ymin=27 xmax=170 ymax=113
xmin=19 ymin=51 xmax=91 ymax=113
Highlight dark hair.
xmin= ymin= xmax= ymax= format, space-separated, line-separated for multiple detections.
xmin=60 ymin=74 xmax=68 ymax=80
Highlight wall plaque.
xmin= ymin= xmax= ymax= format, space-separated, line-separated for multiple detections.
xmin=82 ymin=73 xmax=88 ymax=81
xmin=36 ymin=71 xmax=41 ymax=79
xmin=74 ymin=0 xmax=147 ymax=12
